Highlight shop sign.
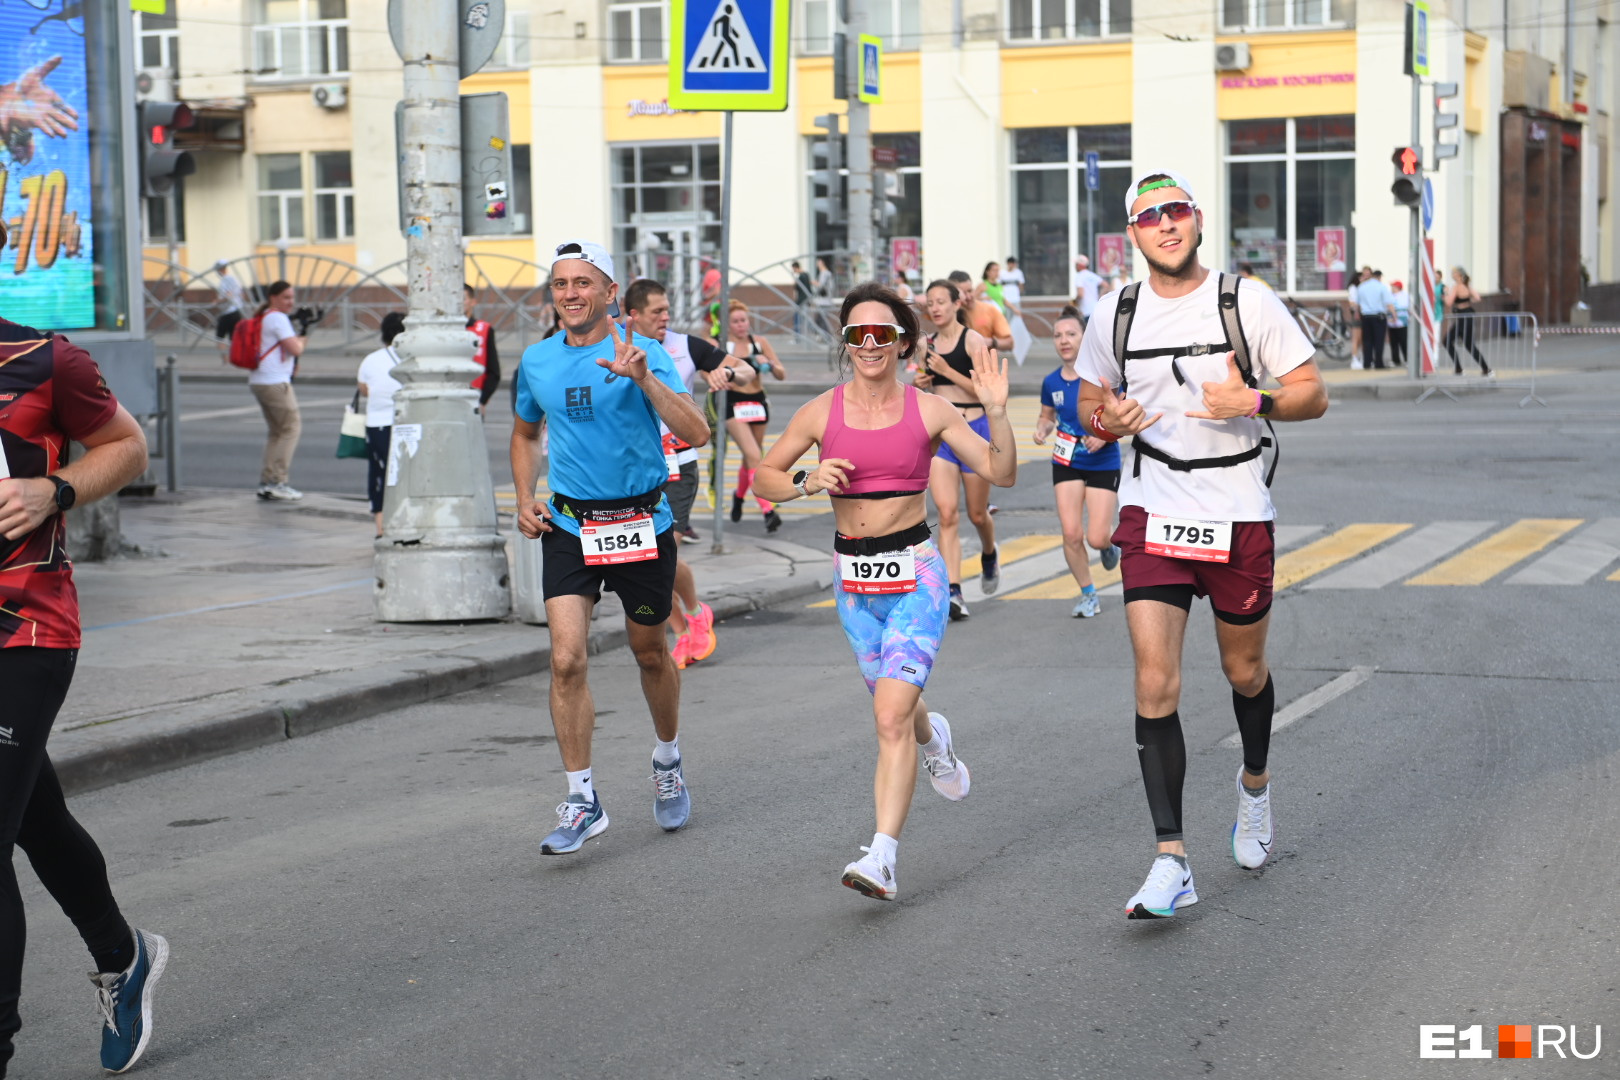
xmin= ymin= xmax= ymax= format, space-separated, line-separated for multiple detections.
xmin=626 ymin=98 xmax=692 ymax=118
xmin=1220 ymin=73 xmax=1355 ymax=89
xmin=1314 ymin=227 xmax=1348 ymax=273
xmin=890 ymin=237 xmax=920 ymax=276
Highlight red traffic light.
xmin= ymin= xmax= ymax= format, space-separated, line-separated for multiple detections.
xmin=1391 ymin=146 xmax=1419 ymax=175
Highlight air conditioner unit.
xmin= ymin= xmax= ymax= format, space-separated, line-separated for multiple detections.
xmin=135 ymin=69 xmax=174 ymax=102
xmin=312 ymin=83 xmax=348 ymax=109
xmin=1215 ymin=43 xmax=1252 ymax=73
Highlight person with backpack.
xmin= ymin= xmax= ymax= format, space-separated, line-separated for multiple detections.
xmin=0 ymin=272 xmax=170 ymax=1075
xmin=1078 ymin=169 xmax=1327 ymax=920
xmin=238 ymin=281 xmax=310 ymax=501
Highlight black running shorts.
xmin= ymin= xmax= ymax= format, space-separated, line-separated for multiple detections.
xmin=541 ymin=526 xmax=677 ymax=625
xmin=1051 ymin=463 xmax=1121 ymax=491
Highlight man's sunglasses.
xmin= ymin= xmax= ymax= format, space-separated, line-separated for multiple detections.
xmin=1128 ymin=200 xmax=1198 ymax=229
xmin=841 ymin=323 xmax=907 ymax=348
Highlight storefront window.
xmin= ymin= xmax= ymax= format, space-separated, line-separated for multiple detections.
xmin=612 ymin=142 xmax=721 ymax=306
xmin=1009 ymin=125 xmax=1132 ymax=295
xmin=1224 ymin=115 xmax=1355 ymax=292
xmin=805 ymin=133 xmax=923 ymax=267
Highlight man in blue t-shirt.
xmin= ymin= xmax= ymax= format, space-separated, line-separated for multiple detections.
xmin=511 ymin=240 xmax=711 ymax=854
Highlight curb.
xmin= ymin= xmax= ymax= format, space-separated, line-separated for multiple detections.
xmin=54 ymin=573 xmax=831 ymax=796
xmin=1325 ymin=377 xmax=1509 ymax=401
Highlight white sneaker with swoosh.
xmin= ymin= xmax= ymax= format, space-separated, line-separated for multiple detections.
xmin=1232 ymin=770 xmax=1274 ymax=869
xmin=1126 ymin=854 xmax=1198 ymax=919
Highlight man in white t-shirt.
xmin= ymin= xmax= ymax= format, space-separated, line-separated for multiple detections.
xmin=1072 ymin=254 xmax=1108 ymax=324
xmin=247 ymin=280 xmax=309 ymax=501
xmin=1002 ymin=256 xmax=1033 ymax=365
xmin=1077 ymin=168 xmax=1327 ymax=920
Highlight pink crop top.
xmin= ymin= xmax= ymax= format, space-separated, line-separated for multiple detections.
xmin=821 ymin=384 xmax=934 ymax=498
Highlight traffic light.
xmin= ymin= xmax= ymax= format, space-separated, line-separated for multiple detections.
xmin=1391 ymin=146 xmax=1421 ymax=207
xmin=1433 ymin=82 xmax=1460 ymax=162
xmin=138 ymin=101 xmax=195 ymax=198
xmin=811 ymin=113 xmax=846 ymax=225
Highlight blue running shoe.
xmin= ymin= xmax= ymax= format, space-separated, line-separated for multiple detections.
xmin=650 ymin=757 xmax=692 ymax=831
xmin=541 ymin=793 xmax=609 ymax=854
xmin=93 ymin=928 xmax=168 ymax=1074
xmin=1100 ymin=543 xmax=1121 ymax=572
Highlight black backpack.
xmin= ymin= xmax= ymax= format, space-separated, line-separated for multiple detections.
xmin=1111 ymin=272 xmax=1278 ymax=486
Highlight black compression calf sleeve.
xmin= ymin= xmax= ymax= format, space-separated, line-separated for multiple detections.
xmin=1233 ymin=674 xmax=1276 ymax=777
xmin=1135 ymin=712 xmax=1186 ymax=842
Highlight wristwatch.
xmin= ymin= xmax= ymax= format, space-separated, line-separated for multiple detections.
xmin=47 ymin=475 xmax=75 ymax=511
xmin=792 ymin=469 xmax=811 ymax=497
xmin=1257 ymin=390 xmax=1275 ymax=416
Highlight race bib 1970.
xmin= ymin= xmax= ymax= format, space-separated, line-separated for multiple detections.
xmin=839 ymin=547 xmax=918 ymax=594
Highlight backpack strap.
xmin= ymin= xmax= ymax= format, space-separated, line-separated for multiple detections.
xmin=1214 ymin=272 xmax=1281 ymax=486
xmin=1111 ymin=282 xmax=1142 ymax=393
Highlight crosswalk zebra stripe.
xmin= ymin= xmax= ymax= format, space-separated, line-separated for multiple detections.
xmin=1505 ymin=518 xmax=1620 ymax=585
xmin=1406 ymin=518 xmax=1583 ymax=586
xmin=1305 ymin=521 xmax=1494 ymax=590
xmin=1272 ymin=524 xmax=1412 ymax=591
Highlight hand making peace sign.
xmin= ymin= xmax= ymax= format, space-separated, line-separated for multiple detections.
xmin=595 ymin=318 xmax=649 ymax=382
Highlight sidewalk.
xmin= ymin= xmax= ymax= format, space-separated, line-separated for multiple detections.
xmin=55 ymin=490 xmax=832 ymax=795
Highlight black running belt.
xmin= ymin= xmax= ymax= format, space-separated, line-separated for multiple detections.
xmin=829 ymin=489 xmax=927 ymax=500
xmin=1131 ymin=434 xmax=1269 ymax=478
xmin=550 ymin=489 xmax=664 ymax=518
xmin=833 ymin=521 xmax=932 ymax=556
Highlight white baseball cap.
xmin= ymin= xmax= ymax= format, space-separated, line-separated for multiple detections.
xmin=1125 ymin=169 xmax=1197 ymax=216
xmin=550 ymin=240 xmax=616 ymax=283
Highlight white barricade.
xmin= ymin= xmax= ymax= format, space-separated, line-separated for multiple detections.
xmin=1417 ymin=312 xmax=1545 ymax=407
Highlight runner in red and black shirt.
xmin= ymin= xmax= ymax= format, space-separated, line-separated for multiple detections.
xmin=0 ymin=309 xmax=169 ymax=1076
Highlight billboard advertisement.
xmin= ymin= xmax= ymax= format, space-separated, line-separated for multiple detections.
xmin=0 ymin=0 xmax=94 ymax=329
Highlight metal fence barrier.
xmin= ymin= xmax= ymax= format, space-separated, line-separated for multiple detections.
xmin=1417 ymin=312 xmax=1544 ymax=407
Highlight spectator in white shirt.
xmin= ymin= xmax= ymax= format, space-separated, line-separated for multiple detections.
xmin=1072 ymin=254 xmax=1109 ymax=324
xmin=247 ymin=281 xmax=309 ymax=501
xmin=357 ymin=312 xmax=406 ymax=536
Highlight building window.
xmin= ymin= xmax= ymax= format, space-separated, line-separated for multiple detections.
xmin=1221 ymin=0 xmax=1352 ymax=30
xmin=137 ymin=3 xmax=180 ymax=74
xmin=253 ymin=0 xmax=349 ymax=79
xmin=1224 ymin=115 xmax=1355 ymax=292
xmin=608 ymin=1 xmax=666 ymax=62
xmin=804 ymin=133 xmax=922 ymax=271
xmin=800 ymin=0 xmax=920 ymax=53
xmin=613 ymin=142 xmax=720 ymax=311
xmin=496 ymin=9 xmax=531 ymax=68
xmin=258 ymin=153 xmax=305 ymax=242
xmin=312 ymin=151 xmax=353 ymax=241
xmin=1009 ymin=125 xmax=1132 ymax=296
xmin=1008 ymin=0 xmax=1131 ymax=41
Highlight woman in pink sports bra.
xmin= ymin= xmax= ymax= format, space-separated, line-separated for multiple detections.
xmin=755 ymin=282 xmax=1015 ymax=903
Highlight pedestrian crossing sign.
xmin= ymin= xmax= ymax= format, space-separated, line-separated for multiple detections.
xmin=858 ymin=34 xmax=883 ymax=104
xmin=669 ymin=0 xmax=790 ymax=112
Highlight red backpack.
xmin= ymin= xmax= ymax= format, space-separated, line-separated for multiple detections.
xmin=228 ymin=313 xmax=275 ymax=370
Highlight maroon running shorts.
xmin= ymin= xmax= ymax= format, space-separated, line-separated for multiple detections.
xmin=1112 ymin=505 xmax=1275 ymax=621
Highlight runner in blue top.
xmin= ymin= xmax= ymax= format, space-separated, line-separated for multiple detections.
xmin=1033 ymin=305 xmax=1122 ymax=618
xmin=511 ymin=240 xmax=711 ymax=855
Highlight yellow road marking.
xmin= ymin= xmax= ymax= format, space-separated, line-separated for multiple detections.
xmin=1273 ymin=524 xmax=1412 ymax=591
xmin=1002 ymin=563 xmax=1123 ymax=600
xmin=1407 ymin=519 xmax=1584 ymax=586
xmin=1609 ymin=567 xmax=1620 ymax=581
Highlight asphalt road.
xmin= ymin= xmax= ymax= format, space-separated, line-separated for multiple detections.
xmin=18 ymin=365 xmax=1618 ymax=1078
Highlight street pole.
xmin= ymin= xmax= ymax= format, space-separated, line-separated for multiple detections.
xmin=374 ymin=0 xmax=510 ymax=622
xmin=1408 ymin=70 xmax=1422 ymax=378
xmin=710 ymin=110 xmax=733 ymax=555
xmin=845 ymin=0 xmax=873 ymax=282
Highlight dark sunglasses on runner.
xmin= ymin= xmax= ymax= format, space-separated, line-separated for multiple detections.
xmin=841 ymin=323 xmax=906 ymax=348
xmin=1128 ymin=199 xmax=1198 ymax=229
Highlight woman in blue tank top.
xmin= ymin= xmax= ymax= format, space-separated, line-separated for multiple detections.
xmin=1034 ymin=305 xmax=1122 ymax=618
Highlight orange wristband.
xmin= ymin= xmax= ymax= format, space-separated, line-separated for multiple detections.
xmin=1090 ymin=405 xmax=1120 ymax=443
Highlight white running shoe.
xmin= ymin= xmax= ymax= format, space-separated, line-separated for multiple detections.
xmin=264 ymin=483 xmax=304 ymax=501
xmin=1232 ymin=770 xmax=1274 ymax=869
xmin=921 ymin=712 xmax=970 ymax=801
xmin=841 ymin=847 xmax=897 ymax=901
xmin=1125 ymin=854 xmax=1198 ymax=919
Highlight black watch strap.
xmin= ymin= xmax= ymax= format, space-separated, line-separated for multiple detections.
xmin=48 ymin=475 xmax=74 ymax=510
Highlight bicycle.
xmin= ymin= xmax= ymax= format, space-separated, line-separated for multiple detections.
xmin=1284 ymin=297 xmax=1352 ymax=362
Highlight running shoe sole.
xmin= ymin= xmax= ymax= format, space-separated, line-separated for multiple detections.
xmin=841 ymin=868 xmax=896 ymax=901
xmin=109 ymin=931 xmax=168 ymax=1075
xmin=1127 ymin=891 xmax=1198 ymax=919
xmin=540 ymin=812 xmax=609 ymax=855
